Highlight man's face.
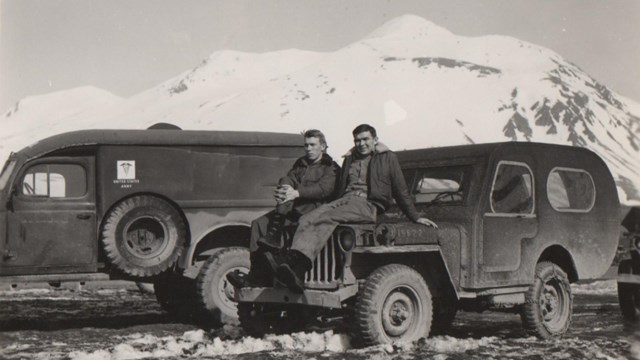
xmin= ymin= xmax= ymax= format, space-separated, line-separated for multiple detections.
xmin=353 ymin=131 xmax=378 ymax=156
xmin=304 ymin=136 xmax=325 ymax=161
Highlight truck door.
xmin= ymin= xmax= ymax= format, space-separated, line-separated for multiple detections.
xmin=2 ymin=157 xmax=97 ymax=275
xmin=481 ymin=161 xmax=538 ymax=277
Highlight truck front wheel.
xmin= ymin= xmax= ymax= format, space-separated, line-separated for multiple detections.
xmin=196 ymin=247 xmax=250 ymax=324
xmin=101 ymin=196 xmax=186 ymax=277
xmin=353 ymin=264 xmax=433 ymax=346
xmin=521 ymin=261 xmax=573 ymax=338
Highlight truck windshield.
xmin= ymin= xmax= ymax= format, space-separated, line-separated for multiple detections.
xmin=411 ymin=165 xmax=470 ymax=204
xmin=0 ymin=160 xmax=17 ymax=191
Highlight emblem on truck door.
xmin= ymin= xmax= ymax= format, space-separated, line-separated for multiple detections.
xmin=117 ymin=161 xmax=136 ymax=179
xmin=114 ymin=160 xmax=140 ymax=188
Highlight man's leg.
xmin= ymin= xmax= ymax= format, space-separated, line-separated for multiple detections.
xmin=277 ymin=197 xmax=376 ymax=293
xmin=229 ymin=210 xmax=281 ymax=288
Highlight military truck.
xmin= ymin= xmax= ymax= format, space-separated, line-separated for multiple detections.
xmin=0 ymin=128 xmax=302 ymax=323
xmin=236 ymin=142 xmax=620 ymax=346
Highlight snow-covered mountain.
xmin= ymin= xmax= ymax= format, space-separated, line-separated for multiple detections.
xmin=3 ymin=15 xmax=640 ymax=205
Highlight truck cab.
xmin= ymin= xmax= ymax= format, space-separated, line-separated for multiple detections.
xmin=0 ymin=128 xmax=303 ymax=323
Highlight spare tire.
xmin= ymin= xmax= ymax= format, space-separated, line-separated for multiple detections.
xmin=101 ymin=195 xmax=186 ymax=277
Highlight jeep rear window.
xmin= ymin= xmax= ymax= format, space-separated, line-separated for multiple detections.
xmin=0 ymin=160 xmax=17 ymax=191
xmin=490 ymin=162 xmax=534 ymax=214
xmin=547 ymin=167 xmax=595 ymax=212
xmin=412 ymin=166 xmax=468 ymax=204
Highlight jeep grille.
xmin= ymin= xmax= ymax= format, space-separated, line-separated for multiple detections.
xmin=305 ymin=235 xmax=343 ymax=289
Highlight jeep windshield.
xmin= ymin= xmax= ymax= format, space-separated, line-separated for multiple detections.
xmin=407 ymin=165 xmax=471 ymax=205
xmin=0 ymin=159 xmax=17 ymax=191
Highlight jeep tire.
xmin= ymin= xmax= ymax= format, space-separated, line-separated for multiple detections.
xmin=101 ymin=195 xmax=186 ymax=277
xmin=353 ymin=264 xmax=433 ymax=346
xmin=521 ymin=261 xmax=573 ymax=338
xmin=196 ymin=247 xmax=250 ymax=324
xmin=618 ymin=259 xmax=640 ymax=322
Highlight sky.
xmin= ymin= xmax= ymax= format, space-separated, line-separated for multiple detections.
xmin=1 ymin=0 xmax=639 ymax=112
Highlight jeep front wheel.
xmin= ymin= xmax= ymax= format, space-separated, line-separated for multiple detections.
xmin=521 ymin=261 xmax=573 ymax=338
xmin=353 ymin=264 xmax=433 ymax=346
xmin=101 ymin=196 xmax=186 ymax=277
xmin=196 ymin=247 xmax=250 ymax=324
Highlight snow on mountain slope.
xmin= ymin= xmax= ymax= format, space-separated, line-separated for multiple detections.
xmin=0 ymin=86 xmax=123 ymax=163
xmin=2 ymin=15 xmax=639 ymax=204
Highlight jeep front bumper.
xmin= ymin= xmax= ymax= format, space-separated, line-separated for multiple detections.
xmin=235 ymin=285 xmax=358 ymax=309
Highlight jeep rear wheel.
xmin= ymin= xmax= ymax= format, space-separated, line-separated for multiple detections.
xmin=353 ymin=264 xmax=432 ymax=346
xmin=618 ymin=260 xmax=640 ymax=322
xmin=101 ymin=196 xmax=186 ymax=277
xmin=521 ymin=261 xmax=572 ymax=338
xmin=196 ymin=247 xmax=250 ymax=324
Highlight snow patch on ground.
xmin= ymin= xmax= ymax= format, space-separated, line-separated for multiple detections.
xmin=572 ymin=280 xmax=617 ymax=295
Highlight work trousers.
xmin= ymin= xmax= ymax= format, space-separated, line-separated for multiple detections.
xmin=290 ymin=195 xmax=377 ymax=261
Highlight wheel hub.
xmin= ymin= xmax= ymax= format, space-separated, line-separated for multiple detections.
xmin=382 ymin=290 xmax=418 ymax=337
xmin=125 ymin=217 xmax=167 ymax=258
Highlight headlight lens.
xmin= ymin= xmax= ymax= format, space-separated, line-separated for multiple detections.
xmin=338 ymin=229 xmax=356 ymax=252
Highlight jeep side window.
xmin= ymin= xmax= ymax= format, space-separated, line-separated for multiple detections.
xmin=21 ymin=164 xmax=87 ymax=198
xmin=413 ymin=166 xmax=466 ymax=204
xmin=547 ymin=167 xmax=595 ymax=212
xmin=490 ymin=162 xmax=534 ymax=214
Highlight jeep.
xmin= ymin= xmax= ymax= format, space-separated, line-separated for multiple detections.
xmin=0 ymin=127 xmax=302 ymax=322
xmin=236 ymin=142 xmax=620 ymax=346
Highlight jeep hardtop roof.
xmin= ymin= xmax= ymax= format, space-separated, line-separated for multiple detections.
xmin=396 ymin=141 xmax=602 ymax=166
xmin=15 ymin=129 xmax=302 ymax=160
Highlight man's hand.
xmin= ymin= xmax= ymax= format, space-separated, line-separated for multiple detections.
xmin=416 ymin=217 xmax=438 ymax=228
xmin=274 ymin=184 xmax=299 ymax=204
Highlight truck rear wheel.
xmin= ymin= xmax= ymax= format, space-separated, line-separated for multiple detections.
xmin=101 ymin=196 xmax=186 ymax=277
xmin=196 ymin=247 xmax=250 ymax=324
xmin=353 ymin=264 xmax=433 ymax=346
xmin=238 ymin=302 xmax=307 ymax=337
xmin=618 ymin=260 xmax=640 ymax=322
xmin=521 ymin=261 xmax=572 ymax=338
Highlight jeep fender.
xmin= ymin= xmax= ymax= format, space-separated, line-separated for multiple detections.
xmin=351 ymin=245 xmax=458 ymax=301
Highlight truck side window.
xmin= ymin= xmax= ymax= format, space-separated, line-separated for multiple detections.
xmin=21 ymin=164 xmax=87 ymax=198
xmin=547 ymin=168 xmax=595 ymax=212
xmin=491 ymin=162 xmax=534 ymax=214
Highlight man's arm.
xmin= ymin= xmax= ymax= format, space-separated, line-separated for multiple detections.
xmin=277 ymin=161 xmax=339 ymax=203
xmin=389 ymin=152 xmax=437 ymax=227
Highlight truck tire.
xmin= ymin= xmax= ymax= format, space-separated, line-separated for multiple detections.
xmin=521 ymin=261 xmax=572 ymax=338
xmin=238 ymin=302 xmax=307 ymax=337
xmin=101 ymin=196 xmax=186 ymax=277
xmin=353 ymin=264 xmax=433 ymax=346
xmin=196 ymin=247 xmax=250 ymax=324
xmin=618 ymin=260 xmax=640 ymax=322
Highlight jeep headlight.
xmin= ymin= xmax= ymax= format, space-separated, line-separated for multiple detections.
xmin=338 ymin=229 xmax=356 ymax=252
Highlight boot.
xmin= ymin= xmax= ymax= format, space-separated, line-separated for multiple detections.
xmin=227 ymin=252 xmax=273 ymax=288
xmin=257 ymin=212 xmax=286 ymax=249
xmin=276 ymin=250 xmax=312 ymax=294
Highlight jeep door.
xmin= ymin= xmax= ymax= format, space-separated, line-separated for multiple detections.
xmin=480 ymin=160 xmax=538 ymax=284
xmin=2 ymin=157 xmax=97 ymax=275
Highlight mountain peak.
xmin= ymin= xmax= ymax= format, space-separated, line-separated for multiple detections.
xmin=365 ymin=14 xmax=452 ymax=39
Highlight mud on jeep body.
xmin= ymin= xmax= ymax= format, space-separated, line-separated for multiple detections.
xmin=236 ymin=142 xmax=620 ymax=346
